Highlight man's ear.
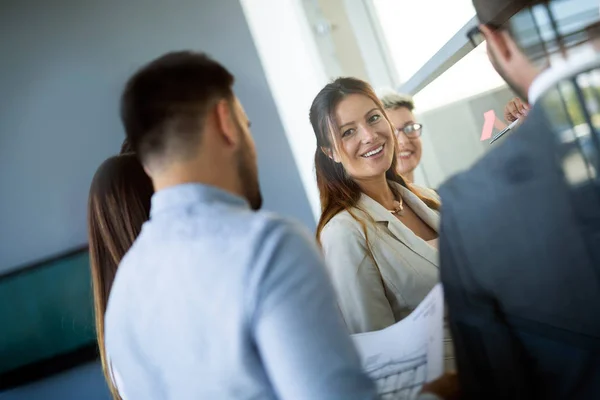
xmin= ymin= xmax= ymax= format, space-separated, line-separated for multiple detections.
xmin=214 ymin=99 xmax=237 ymax=146
xmin=321 ymin=146 xmax=341 ymax=163
xmin=480 ymin=24 xmax=513 ymax=64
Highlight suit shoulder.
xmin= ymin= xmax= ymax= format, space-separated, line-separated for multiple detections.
xmin=440 ymin=108 xmax=549 ymax=203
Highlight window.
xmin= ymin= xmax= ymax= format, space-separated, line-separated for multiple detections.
xmin=372 ymin=0 xmax=476 ymax=81
xmin=414 ymin=64 xmax=514 ymax=188
xmin=413 ymin=44 xmax=506 ymax=112
xmin=371 ymin=1 xmax=516 ymax=187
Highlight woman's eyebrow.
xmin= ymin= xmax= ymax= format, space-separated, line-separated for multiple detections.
xmin=338 ymin=108 xmax=379 ymax=130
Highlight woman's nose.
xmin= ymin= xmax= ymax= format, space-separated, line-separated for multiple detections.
xmin=359 ymin=126 xmax=377 ymax=143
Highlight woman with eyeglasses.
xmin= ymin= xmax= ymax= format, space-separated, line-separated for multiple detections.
xmin=379 ymin=91 xmax=425 ymax=184
xmin=380 ymin=90 xmax=529 ymax=180
xmin=310 ymin=77 xmax=454 ymax=371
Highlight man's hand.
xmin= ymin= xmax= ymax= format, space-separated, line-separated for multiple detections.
xmin=504 ymin=97 xmax=529 ymax=123
xmin=420 ymin=372 xmax=461 ymax=400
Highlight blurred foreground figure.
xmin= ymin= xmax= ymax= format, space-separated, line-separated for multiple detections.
xmin=104 ymin=51 xmax=375 ymax=399
xmin=439 ymin=0 xmax=600 ymax=399
xmin=103 ymin=51 xmax=458 ymax=400
xmin=88 ymin=154 xmax=153 ymax=400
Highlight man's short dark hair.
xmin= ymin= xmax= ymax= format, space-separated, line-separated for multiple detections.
xmin=472 ymin=0 xmax=540 ymax=28
xmin=121 ymin=51 xmax=235 ymax=166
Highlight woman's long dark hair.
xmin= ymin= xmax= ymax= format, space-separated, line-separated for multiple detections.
xmin=87 ymin=153 xmax=153 ymax=400
xmin=309 ymin=77 xmax=440 ymax=243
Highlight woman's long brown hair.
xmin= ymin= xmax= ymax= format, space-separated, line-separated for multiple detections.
xmin=309 ymin=77 xmax=440 ymax=242
xmin=87 ymin=153 xmax=153 ymax=400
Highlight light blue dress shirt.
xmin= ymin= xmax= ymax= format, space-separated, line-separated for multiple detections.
xmin=104 ymin=183 xmax=376 ymax=399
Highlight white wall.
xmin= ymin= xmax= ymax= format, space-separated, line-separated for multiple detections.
xmin=0 ymin=0 xmax=315 ymax=274
xmin=342 ymin=0 xmax=399 ymax=89
xmin=241 ymin=0 xmax=331 ymax=221
xmin=314 ymin=0 xmax=370 ymax=81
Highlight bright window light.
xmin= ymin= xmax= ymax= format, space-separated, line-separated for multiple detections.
xmin=372 ymin=0 xmax=506 ymax=111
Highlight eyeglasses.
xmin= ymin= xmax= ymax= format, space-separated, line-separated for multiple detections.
xmin=466 ymin=25 xmax=486 ymax=49
xmin=395 ymin=123 xmax=423 ymax=139
xmin=466 ymin=21 xmax=506 ymax=49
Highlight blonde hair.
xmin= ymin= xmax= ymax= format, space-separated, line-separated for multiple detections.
xmin=377 ymin=88 xmax=415 ymax=111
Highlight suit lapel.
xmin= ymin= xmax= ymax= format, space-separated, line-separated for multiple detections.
xmin=357 ymin=184 xmax=439 ymax=267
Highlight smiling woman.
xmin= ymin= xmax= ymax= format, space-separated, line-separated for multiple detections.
xmin=309 ymin=77 xmax=453 ymax=371
xmin=378 ymin=90 xmax=424 ymax=183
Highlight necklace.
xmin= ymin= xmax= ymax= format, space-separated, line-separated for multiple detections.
xmin=389 ymin=196 xmax=404 ymax=216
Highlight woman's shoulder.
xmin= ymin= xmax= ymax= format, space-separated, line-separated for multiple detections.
xmin=413 ymin=184 xmax=440 ymax=200
xmin=411 ymin=183 xmax=438 ymax=196
xmin=322 ymin=209 xmax=359 ymax=230
xmin=394 ymin=181 xmax=440 ymax=203
xmin=321 ymin=208 xmax=369 ymax=240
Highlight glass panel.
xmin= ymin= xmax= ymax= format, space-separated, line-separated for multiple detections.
xmin=414 ymin=44 xmax=506 ymax=112
xmin=544 ymin=72 xmax=600 ymax=186
xmin=405 ymin=45 xmax=516 ymax=188
xmin=515 ymin=0 xmax=599 ymax=61
xmin=372 ymin=0 xmax=476 ymax=81
xmin=0 ymin=250 xmax=95 ymax=375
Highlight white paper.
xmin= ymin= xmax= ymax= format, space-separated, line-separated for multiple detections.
xmin=352 ymin=284 xmax=444 ymax=400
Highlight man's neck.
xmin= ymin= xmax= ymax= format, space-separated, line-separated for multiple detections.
xmin=151 ymin=161 xmax=241 ymax=198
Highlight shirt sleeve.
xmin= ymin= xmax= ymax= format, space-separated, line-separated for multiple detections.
xmin=320 ymin=220 xmax=395 ymax=334
xmin=250 ymin=220 xmax=376 ymax=400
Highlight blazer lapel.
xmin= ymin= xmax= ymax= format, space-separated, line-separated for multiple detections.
xmin=357 ymin=184 xmax=439 ymax=267
xmin=398 ymin=185 xmax=440 ymax=233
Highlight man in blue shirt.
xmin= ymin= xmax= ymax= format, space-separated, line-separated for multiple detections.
xmin=103 ymin=50 xmax=376 ymax=399
xmin=105 ymin=51 xmax=454 ymax=399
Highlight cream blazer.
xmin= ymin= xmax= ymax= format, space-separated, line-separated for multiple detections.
xmin=321 ymin=183 xmax=455 ymax=370
xmin=320 ymin=183 xmax=440 ymax=334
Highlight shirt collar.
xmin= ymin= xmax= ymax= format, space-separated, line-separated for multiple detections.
xmin=150 ymin=183 xmax=249 ymax=217
xmin=528 ymin=48 xmax=600 ymax=105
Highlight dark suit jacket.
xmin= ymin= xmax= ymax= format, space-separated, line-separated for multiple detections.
xmin=439 ymin=78 xmax=600 ymax=399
